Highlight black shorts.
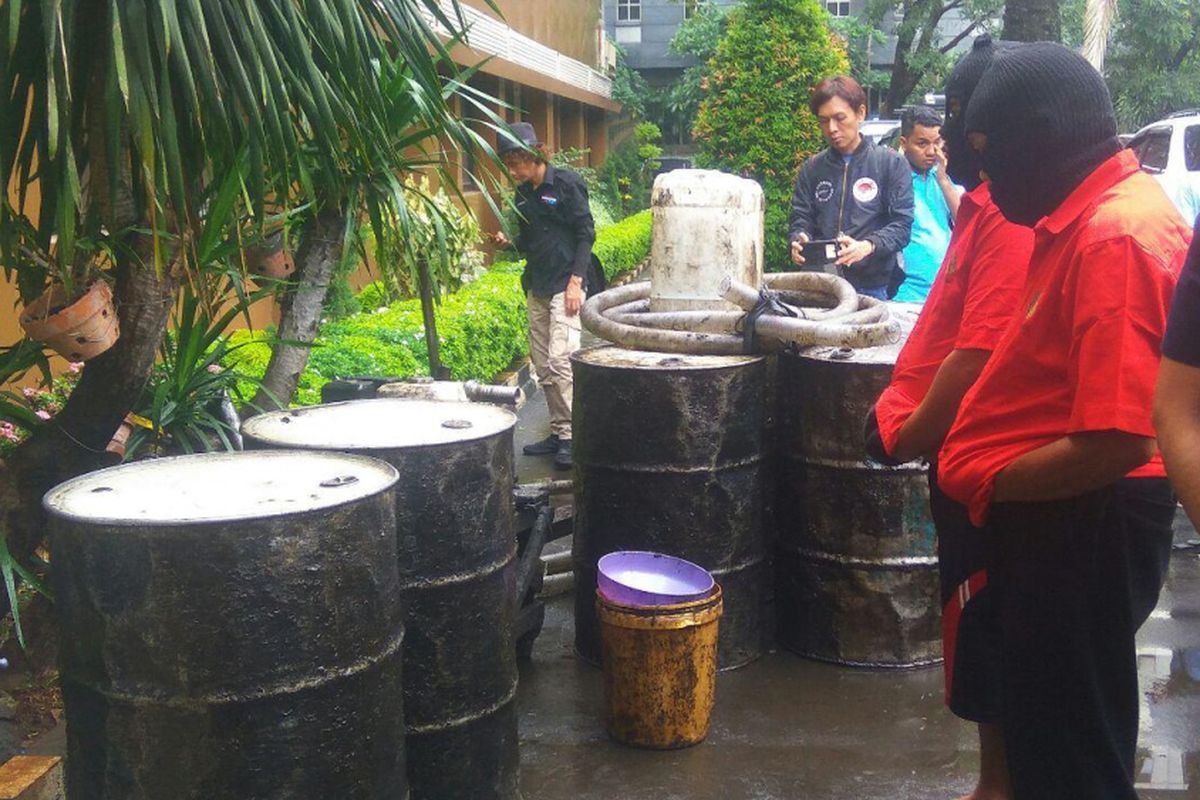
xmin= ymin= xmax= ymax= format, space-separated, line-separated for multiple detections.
xmin=929 ymin=467 xmax=1001 ymax=723
xmin=987 ymin=478 xmax=1176 ymax=799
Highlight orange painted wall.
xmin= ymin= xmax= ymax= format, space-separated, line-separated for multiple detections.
xmin=465 ymin=0 xmax=600 ymax=67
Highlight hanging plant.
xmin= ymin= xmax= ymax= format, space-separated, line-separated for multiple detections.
xmin=245 ymin=230 xmax=296 ymax=282
xmin=18 ymin=279 xmax=119 ymax=362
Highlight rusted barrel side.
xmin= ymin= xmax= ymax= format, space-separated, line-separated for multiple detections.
xmin=572 ymin=346 xmax=769 ymax=670
xmin=243 ymin=400 xmax=519 ymax=799
xmin=46 ymin=451 xmax=406 ymax=800
xmin=775 ymin=310 xmax=942 ymax=668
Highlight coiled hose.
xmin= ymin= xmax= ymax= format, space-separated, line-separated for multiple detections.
xmin=581 ymin=272 xmax=901 ymax=355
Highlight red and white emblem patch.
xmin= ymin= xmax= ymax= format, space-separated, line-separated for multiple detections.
xmin=853 ymin=177 xmax=879 ymax=203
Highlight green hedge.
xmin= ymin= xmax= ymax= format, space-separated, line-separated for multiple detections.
xmin=225 ymin=211 xmax=652 ymax=406
xmin=594 ymin=210 xmax=652 ymax=281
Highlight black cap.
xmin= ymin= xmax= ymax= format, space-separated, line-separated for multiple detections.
xmin=497 ymin=122 xmax=540 ymax=157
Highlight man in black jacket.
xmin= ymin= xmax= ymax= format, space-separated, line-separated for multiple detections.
xmin=494 ymin=122 xmax=596 ymax=471
xmin=789 ymin=75 xmax=914 ymax=298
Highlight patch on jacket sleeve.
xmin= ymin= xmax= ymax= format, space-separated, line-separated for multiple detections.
xmin=815 ymin=180 xmax=835 ymax=203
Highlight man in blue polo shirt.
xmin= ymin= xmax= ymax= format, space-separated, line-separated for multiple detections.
xmin=895 ymin=106 xmax=963 ymax=303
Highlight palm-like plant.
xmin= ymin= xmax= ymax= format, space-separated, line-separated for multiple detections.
xmin=1082 ymin=0 xmax=1120 ymax=71
xmin=0 ymin=0 xmax=503 ymax=561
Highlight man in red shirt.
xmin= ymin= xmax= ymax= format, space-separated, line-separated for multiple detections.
xmin=865 ymin=35 xmax=1032 ymax=800
xmin=937 ymin=43 xmax=1191 ymax=799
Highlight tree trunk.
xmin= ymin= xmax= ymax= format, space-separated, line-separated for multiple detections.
xmin=0 ymin=241 xmax=178 ymax=562
xmin=0 ymin=55 xmax=180 ymax=564
xmin=1003 ymin=0 xmax=1062 ymax=42
xmin=886 ymin=11 xmax=923 ymax=114
xmin=416 ymin=259 xmax=446 ymax=379
xmin=248 ymin=207 xmax=345 ymax=413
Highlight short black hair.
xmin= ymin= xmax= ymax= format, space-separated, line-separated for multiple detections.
xmin=901 ymin=105 xmax=943 ymax=137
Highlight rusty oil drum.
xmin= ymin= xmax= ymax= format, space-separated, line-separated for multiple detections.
xmin=572 ymin=345 xmax=769 ymax=670
xmin=45 ymin=451 xmax=406 ymax=799
xmin=775 ymin=305 xmax=941 ymax=668
xmin=243 ymin=399 xmax=519 ymax=799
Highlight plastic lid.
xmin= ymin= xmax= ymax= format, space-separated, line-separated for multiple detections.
xmin=241 ymin=398 xmax=515 ymax=450
xmin=43 ymin=450 xmax=398 ymax=525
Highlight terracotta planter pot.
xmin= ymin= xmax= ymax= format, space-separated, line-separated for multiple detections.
xmin=106 ymin=414 xmax=136 ymax=458
xmin=19 ymin=281 xmax=119 ymax=362
xmin=246 ymin=235 xmax=295 ymax=280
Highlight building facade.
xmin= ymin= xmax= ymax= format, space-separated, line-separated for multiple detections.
xmin=604 ymin=0 xmax=739 ymax=87
xmin=430 ymin=1 xmax=619 ymax=228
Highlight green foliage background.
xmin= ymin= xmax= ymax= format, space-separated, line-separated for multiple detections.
xmin=692 ymin=0 xmax=851 ymax=270
xmin=1102 ymin=0 xmax=1200 ymax=131
xmin=227 ymin=211 xmax=653 ymax=405
xmin=597 ymin=123 xmax=664 ymax=217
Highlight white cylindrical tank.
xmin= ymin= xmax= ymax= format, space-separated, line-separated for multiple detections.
xmin=649 ymin=169 xmax=764 ymax=312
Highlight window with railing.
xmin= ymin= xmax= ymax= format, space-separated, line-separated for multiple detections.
xmin=826 ymin=1 xmax=851 ymax=16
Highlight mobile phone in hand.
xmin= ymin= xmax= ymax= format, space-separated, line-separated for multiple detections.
xmin=801 ymin=238 xmax=840 ymax=265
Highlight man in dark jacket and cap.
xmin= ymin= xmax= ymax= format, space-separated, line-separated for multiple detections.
xmin=937 ymin=43 xmax=1191 ymax=799
xmin=865 ymin=35 xmax=1033 ymax=800
xmin=494 ymin=122 xmax=596 ymax=470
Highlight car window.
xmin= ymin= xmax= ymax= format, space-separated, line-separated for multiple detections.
xmin=1185 ymin=126 xmax=1200 ymax=171
xmin=1130 ymin=128 xmax=1171 ymax=173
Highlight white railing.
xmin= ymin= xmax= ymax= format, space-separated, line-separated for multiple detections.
xmin=422 ymin=2 xmax=614 ymax=100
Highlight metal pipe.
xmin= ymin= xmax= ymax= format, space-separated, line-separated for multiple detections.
xmin=516 ymin=505 xmax=553 ymax=602
xmin=581 ymin=283 xmax=748 ymax=355
xmin=581 ymin=274 xmax=900 ymax=354
xmin=464 ymin=380 xmax=522 ymax=406
xmin=763 ymin=272 xmax=860 ymax=320
xmin=607 ymin=309 xmax=743 ymax=334
xmin=720 ymin=277 xmax=900 ymax=349
xmin=542 ymin=549 xmax=573 ymax=576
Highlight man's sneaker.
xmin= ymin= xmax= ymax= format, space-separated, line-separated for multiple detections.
xmin=554 ymin=439 xmax=573 ymax=471
xmin=523 ymin=434 xmax=559 ymax=456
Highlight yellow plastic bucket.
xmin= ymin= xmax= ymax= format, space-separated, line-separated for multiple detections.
xmin=597 ymin=586 xmax=723 ymax=749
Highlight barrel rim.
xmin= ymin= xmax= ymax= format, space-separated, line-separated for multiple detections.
xmin=571 ymin=344 xmax=764 ymax=371
xmin=241 ymin=397 xmax=516 ymax=451
xmin=42 ymin=450 xmax=399 ymax=527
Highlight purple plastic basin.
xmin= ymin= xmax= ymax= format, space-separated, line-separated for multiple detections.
xmin=597 ymin=551 xmax=715 ymax=607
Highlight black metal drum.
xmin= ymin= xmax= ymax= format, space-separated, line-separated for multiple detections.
xmin=46 ymin=451 xmax=406 ymax=799
xmin=243 ymin=399 xmax=520 ymax=799
xmin=775 ymin=305 xmax=941 ymax=668
xmin=572 ymin=345 xmax=770 ymax=670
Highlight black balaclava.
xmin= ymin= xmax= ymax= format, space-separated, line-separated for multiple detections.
xmin=942 ymin=35 xmax=1021 ymax=191
xmin=965 ymin=42 xmax=1121 ymax=226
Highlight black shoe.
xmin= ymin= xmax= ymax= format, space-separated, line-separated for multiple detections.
xmin=554 ymin=439 xmax=573 ymax=471
xmin=523 ymin=434 xmax=559 ymax=456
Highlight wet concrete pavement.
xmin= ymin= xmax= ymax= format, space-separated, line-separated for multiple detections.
xmin=514 ymin=381 xmax=1200 ymax=799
